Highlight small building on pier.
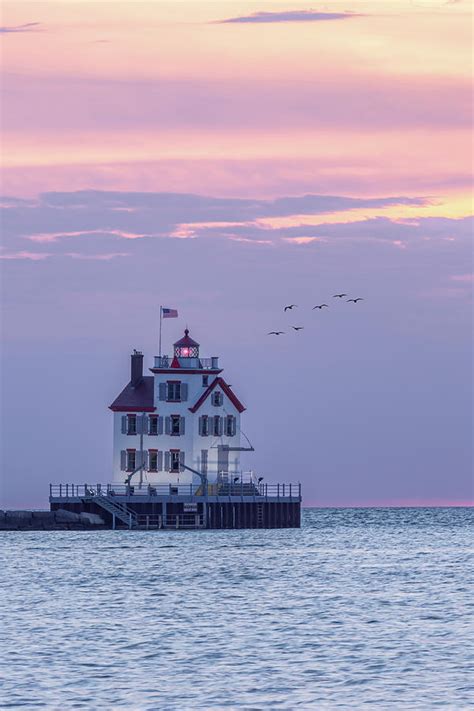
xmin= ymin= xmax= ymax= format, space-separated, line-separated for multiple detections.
xmin=50 ymin=328 xmax=301 ymax=529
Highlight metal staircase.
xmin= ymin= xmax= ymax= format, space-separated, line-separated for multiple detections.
xmin=83 ymin=493 xmax=138 ymax=528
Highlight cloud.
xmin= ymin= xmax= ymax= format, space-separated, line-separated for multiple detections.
xmin=27 ymin=229 xmax=154 ymax=243
xmin=450 ymin=273 xmax=473 ymax=282
xmin=64 ymin=252 xmax=129 ymax=260
xmin=3 ymin=73 xmax=470 ymax=136
xmin=0 ymin=250 xmax=51 ymax=260
xmin=0 ymin=190 xmax=431 ymax=257
xmin=0 ymin=250 xmax=128 ymax=261
xmin=216 ymin=10 xmax=359 ymax=24
xmin=0 ymin=190 xmax=470 ymax=267
xmin=0 ymin=22 xmax=41 ymax=34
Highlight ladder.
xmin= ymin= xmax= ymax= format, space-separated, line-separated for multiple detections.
xmin=257 ymin=503 xmax=264 ymax=528
xmin=82 ymin=493 xmax=138 ymax=528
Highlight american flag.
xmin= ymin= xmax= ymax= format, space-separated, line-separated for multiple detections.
xmin=162 ymin=307 xmax=178 ymax=318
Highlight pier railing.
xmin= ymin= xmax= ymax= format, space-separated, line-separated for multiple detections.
xmin=49 ymin=482 xmax=301 ymax=500
xmin=136 ymin=514 xmax=205 ymax=529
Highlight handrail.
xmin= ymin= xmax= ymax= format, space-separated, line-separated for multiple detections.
xmin=136 ymin=513 xmax=204 ymax=529
xmin=49 ymin=482 xmax=302 ymax=499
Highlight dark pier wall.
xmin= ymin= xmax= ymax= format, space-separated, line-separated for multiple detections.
xmin=207 ymin=501 xmax=300 ymax=529
xmin=51 ymin=500 xmax=301 ymax=529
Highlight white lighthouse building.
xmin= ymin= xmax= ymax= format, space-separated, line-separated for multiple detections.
xmin=109 ymin=329 xmax=246 ymax=490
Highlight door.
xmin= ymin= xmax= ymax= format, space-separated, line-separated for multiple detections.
xmin=217 ymin=445 xmax=229 ymax=481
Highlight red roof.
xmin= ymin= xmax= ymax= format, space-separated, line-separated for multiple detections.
xmin=189 ymin=377 xmax=246 ymax=414
xmin=174 ymin=328 xmax=199 ymax=348
xmin=109 ymin=376 xmax=156 ymax=412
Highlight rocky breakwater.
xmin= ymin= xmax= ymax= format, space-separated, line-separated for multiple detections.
xmin=0 ymin=509 xmax=106 ymax=531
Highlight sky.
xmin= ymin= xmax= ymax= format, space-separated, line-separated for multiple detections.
xmin=0 ymin=0 xmax=472 ymax=508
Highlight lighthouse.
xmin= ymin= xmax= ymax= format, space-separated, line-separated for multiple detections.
xmin=109 ymin=329 xmax=246 ymax=490
xmin=49 ymin=327 xmax=301 ymax=529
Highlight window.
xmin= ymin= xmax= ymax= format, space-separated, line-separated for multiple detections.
xmin=149 ymin=450 xmax=158 ymax=472
xmin=127 ymin=414 xmax=137 ymax=435
xmin=149 ymin=415 xmax=159 ymax=435
xmin=126 ymin=450 xmax=136 ymax=471
xmin=170 ymin=450 xmax=180 ymax=472
xmin=225 ymin=415 xmax=236 ymax=437
xmin=211 ymin=391 xmax=223 ymax=407
xmin=171 ymin=415 xmax=181 ymax=436
xmin=213 ymin=415 xmax=222 ymax=437
xmin=167 ymin=381 xmax=181 ymax=402
xmin=202 ymin=375 xmax=209 ymax=387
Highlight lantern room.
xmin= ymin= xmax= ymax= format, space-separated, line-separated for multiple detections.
xmin=174 ymin=329 xmax=200 ymax=359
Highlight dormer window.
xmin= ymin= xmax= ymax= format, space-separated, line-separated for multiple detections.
xmin=211 ymin=391 xmax=223 ymax=407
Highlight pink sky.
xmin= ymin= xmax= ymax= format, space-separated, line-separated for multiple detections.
xmin=1 ymin=0 xmax=472 ymax=210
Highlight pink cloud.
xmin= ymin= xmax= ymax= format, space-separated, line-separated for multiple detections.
xmin=450 ymin=273 xmax=473 ymax=282
xmin=28 ymin=229 xmax=151 ymax=243
xmin=0 ymin=250 xmax=52 ymax=260
xmin=64 ymin=252 xmax=129 ymax=260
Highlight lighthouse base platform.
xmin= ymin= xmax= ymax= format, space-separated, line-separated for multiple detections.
xmin=49 ymin=483 xmax=302 ymax=530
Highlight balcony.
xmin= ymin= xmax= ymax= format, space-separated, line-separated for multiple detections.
xmin=153 ymin=356 xmax=219 ymax=370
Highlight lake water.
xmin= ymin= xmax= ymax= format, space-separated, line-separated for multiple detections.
xmin=1 ymin=508 xmax=473 ymax=709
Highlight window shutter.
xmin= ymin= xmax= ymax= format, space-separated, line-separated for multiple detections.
xmin=138 ymin=415 xmax=147 ymax=434
xmin=165 ymin=417 xmax=171 ymax=435
xmin=181 ymin=383 xmax=188 ymax=401
xmin=199 ymin=416 xmax=203 ymax=436
xmin=158 ymin=416 xmax=164 ymax=435
xmin=165 ymin=451 xmax=171 ymax=471
xmin=159 ymin=382 xmax=166 ymax=401
xmin=179 ymin=451 xmax=185 ymax=472
xmin=180 ymin=417 xmax=185 ymax=435
xmin=121 ymin=416 xmax=127 ymax=434
xmin=120 ymin=450 xmax=127 ymax=470
xmin=157 ymin=451 xmax=163 ymax=472
xmin=201 ymin=449 xmax=208 ymax=474
xmin=232 ymin=417 xmax=237 ymax=437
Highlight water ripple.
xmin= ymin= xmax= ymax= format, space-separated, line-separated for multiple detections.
xmin=1 ymin=507 xmax=473 ymax=709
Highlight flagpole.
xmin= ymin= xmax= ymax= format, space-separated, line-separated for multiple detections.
xmin=159 ymin=305 xmax=163 ymax=359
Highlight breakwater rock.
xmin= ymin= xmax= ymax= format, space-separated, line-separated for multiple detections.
xmin=0 ymin=509 xmax=105 ymax=531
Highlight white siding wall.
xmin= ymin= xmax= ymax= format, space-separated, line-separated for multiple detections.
xmin=112 ymin=371 xmax=242 ymax=486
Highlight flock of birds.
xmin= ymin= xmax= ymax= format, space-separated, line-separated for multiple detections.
xmin=268 ymin=293 xmax=365 ymax=335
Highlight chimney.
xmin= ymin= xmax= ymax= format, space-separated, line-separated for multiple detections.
xmin=131 ymin=350 xmax=144 ymax=387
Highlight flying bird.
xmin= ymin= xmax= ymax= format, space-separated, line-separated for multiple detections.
xmin=268 ymin=331 xmax=285 ymax=335
xmin=333 ymin=293 xmax=347 ymax=298
xmin=346 ymin=298 xmax=364 ymax=303
xmin=313 ymin=304 xmax=328 ymax=310
xmin=292 ymin=326 xmax=304 ymax=331
xmin=284 ymin=304 xmax=297 ymax=311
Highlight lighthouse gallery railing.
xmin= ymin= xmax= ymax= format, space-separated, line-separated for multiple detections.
xmin=49 ymin=482 xmax=302 ymax=499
